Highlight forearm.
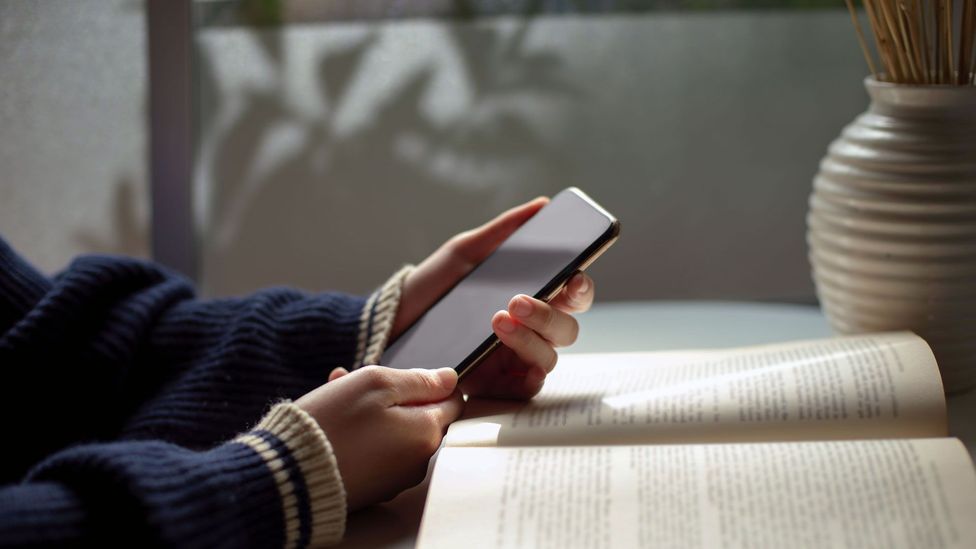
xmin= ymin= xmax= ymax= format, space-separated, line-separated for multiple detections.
xmin=123 ymin=267 xmax=413 ymax=447
xmin=352 ymin=264 xmax=414 ymax=368
xmin=1 ymin=234 xmax=411 ymax=456
xmin=4 ymin=404 xmax=345 ymax=548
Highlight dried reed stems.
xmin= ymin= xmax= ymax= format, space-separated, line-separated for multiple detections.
xmin=846 ymin=0 xmax=976 ymax=84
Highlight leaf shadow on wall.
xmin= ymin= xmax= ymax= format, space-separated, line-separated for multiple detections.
xmin=73 ymin=175 xmax=149 ymax=260
xmin=199 ymin=12 xmax=583 ymax=297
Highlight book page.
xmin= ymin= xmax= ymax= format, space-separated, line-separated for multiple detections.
xmin=446 ymin=332 xmax=946 ymax=447
xmin=418 ymin=438 xmax=976 ymax=549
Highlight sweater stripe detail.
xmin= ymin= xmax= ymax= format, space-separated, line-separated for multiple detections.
xmin=362 ymin=291 xmax=382 ymax=365
xmin=234 ymin=433 xmax=303 ymax=549
xmin=355 ymin=265 xmax=414 ymax=368
xmin=254 ymin=430 xmax=312 ymax=549
xmin=353 ymin=291 xmax=379 ymax=368
xmin=247 ymin=403 xmax=347 ymax=547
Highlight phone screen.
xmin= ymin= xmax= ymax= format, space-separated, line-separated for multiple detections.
xmin=381 ymin=188 xmax=618 ymax=375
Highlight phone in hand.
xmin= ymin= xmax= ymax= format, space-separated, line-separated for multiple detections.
xmin=381 ymin=187 xmax=620 ymax=379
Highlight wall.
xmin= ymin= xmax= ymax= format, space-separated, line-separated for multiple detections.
xmin=0 ymin=0 xmax=149 ymax=272
xmin=196 ymin=9 xmax=869 ymax=301
xmin=0 ymin=4 xmax=869 ymax=302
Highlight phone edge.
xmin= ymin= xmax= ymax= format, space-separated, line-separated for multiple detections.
xmin=455 ymin=212 xmax=621 ymax=380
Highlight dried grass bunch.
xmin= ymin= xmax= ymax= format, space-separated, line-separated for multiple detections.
xmin=846 ymin=0 xmax=975 ymax=84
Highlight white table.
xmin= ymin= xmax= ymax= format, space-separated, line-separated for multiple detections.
xmin=338 ymin=301 xmax=976 ymax=548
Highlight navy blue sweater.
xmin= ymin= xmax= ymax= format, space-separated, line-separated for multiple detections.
xmin=0 ymin=236 xmax=373 ymax=547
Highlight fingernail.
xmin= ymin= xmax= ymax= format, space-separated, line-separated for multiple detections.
xmin=435 ymin=368 xmax=458 ymax=387
xmin=511 ymin=296 xmax=532 ymax=318
xmin=575 ymin=275 xmax=589 ymax=295
xmin=497 ymin=315 xmax=517 ymax=334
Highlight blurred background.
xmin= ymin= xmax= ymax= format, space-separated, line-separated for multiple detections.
xmin=0 ymin=0 xmax=869 ymax=302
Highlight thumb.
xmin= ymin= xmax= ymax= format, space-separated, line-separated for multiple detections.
xmin=328 ymin=367 xmax=349 ymax=382
xmin=390 ymin=368 xmax=459 ymax=405
xmin=450 ymin=197 xmax=548 ymax=264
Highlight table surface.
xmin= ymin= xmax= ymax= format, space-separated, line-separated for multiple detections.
xmin=337 ymin=301 xmax=976 ymax=548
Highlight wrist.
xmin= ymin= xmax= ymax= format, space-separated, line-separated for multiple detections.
xmin=353 ymin=264 xmax=414 ymax=368
xmin=236 ymin=402 xmax=347 ymax=547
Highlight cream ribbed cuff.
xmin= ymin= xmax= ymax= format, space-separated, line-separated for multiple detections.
xmin=236 ymin=403 xmax=347 ymax=548
xmin=354 ymin=264 xmax=414 ymax=368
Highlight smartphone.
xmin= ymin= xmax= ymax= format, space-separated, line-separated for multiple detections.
xmin=381 ymin=187 xmax=620 ymax=379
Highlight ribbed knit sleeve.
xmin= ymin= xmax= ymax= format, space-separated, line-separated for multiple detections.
xmin=122 ymin=285 xmax=368 ymax=449
xmin=13 ymin=439 xmax=287 ymax=547
xmin=0 ymin=402 xmax=341 ymax=548
xmin=353 ymin=264 xmax=414 ymax=368
xmin=0 ymin=236 xmax=405 ymax=477
xmin=0 ymin=236 xmax=412 ymax=546
xmin=235 ymin=403 xmax=347 ymax=547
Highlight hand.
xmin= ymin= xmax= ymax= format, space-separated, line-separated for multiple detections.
xmin=295 ymin=366 xmax=463 ymax=511
xmin=467 ymin=273 xmax=593 ymax=399
xmin=392 ymin=197 xmax=596 ymax=400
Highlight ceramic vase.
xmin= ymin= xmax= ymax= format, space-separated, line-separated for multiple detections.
xmin=808 ymin=77 xmax=976 ymax=394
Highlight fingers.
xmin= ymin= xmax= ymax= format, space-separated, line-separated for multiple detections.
xmin=449 ymin=197 xmax=549 ymax=265
xmin=356 ymin=366 xmax=459 ymax=406
xmin=328 ymin=367 xmax=349 ymax=382
xmin=508 ymin=294 xmax=579 ymax=347
xmin=395 ymin=197 xmax=549 ymax=340
xmin=492 ymin=310 xmax=559 ymax=374
xmin=548 ymin=272 xmax=595 ymax=314
xmin=489 ymin=364 xmax=547 ymax=400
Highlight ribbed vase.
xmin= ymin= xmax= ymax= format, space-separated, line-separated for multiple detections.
xmin=808 ymin=77 xmax=976 ymax=394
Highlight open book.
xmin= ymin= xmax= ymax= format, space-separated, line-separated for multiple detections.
xmin=417 ymin=332 xmax=976 ymax=548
